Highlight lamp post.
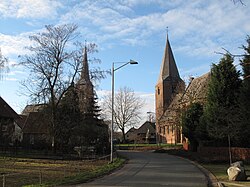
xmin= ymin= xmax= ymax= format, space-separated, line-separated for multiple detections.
xmin=110 ymin=60 xmax=138 ymax=163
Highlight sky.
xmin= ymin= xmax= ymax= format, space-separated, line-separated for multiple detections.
xmin=0 ymin=0 xmax=249 ymax=125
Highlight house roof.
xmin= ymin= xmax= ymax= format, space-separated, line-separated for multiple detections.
xmin=136 ymin=121 xmax=156 ymax=134
xmin=126 ymin=121 xmax=156 ymax=136
xmin=22 ymin=112 xmax=49 ymax=134
xmin=0 ymin=96 xmax=19 ymax=119
xmin=15 ymin=115 xmax=28 ymax=129
xmin=21 ymin=104 xmax=46 ymax=115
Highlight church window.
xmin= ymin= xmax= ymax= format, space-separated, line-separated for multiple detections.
xmin=158 ymin=87 xmax=160 ymax=95
xmin=167 ymin=126 xmax=170 ymax=134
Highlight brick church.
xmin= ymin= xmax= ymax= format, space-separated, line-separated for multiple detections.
xmin=155 ymin=34 xmax=210 ymax=144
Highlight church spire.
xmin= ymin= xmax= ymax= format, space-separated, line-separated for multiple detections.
xmin=76 ymin=44 xmax=94 ymax=114
xmin=80 ymin=45 xmax=90 ymax=82
xmin=158 ymin=33 xmax=180 ymax=82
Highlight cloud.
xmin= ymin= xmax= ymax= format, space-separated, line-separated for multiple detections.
xmin=58 ymin=0 xmax=250 ymax=56
xmin=5 ymin=77 xmax=18 ymax=81
xmin=0 ymin=0 xmax=62 ymax=19
xmin=0 ymin=33 xmax=32 ymax=56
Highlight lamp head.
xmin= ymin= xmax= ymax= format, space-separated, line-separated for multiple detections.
xmin=129 ymin=59 xmax=138 ymax=64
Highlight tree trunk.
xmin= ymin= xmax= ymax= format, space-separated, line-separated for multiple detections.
xmin=122 ymin=128 xmax=126 ymax=143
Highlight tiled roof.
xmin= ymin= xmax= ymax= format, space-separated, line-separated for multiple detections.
xmin=22 ymin=112 xmax=49 ymax=134
xmin=126 ymin=122 xmax=156 ymax=136
xmin=158 ymin=72 xmax=211 ymax=124
xmin=181 ymin=73 xmax=210 ymax=104
xmin=0 ymin=96 xmax=19 ymax=119
xmin=21 ymin=104 xmax=46 ymax=115
xmin=136 ymin=121 xmax=155 ymax=134
xmin=15 ymin=115 xmax=28 ymax=129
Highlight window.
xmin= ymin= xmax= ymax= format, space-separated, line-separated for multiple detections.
xmin=30 ymin=135 xmax=34 ymax=145
xmin=1 ymin=125 xmax=7 ymax=132
xmin=158 ymin=87 xmax=160 ymax=95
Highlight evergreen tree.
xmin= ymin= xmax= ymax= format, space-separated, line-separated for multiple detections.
xmin=203 ymin=54 xmax=241 ymax=145
xmin=55 ymin=84 xmax=82 ymax=152
xmin=79 ymin=93 xmax=109 ymax=154
xmin=239 ymin=36 xmax=250 ymax=147
xmin=181 ymin=102 xmax=203 ymax=151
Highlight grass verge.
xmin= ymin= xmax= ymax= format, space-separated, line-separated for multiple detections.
xmin=201 ymin=163 xmax=250 ymax=187
xmin=0 ymin=156 xmax=125 ymax=187
xmin=24 ymin=158 xmax=125 ymax=187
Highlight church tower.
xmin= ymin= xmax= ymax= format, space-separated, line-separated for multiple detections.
xmin=155 ymin=34 xmax=185 ymax=142
xmin=76 ymin=46 xmax=94 ymax=114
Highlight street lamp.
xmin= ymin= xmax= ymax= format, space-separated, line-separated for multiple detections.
xmin=110 ymin=59 xmax=138 ymax=163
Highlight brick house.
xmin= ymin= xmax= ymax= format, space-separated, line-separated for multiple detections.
xmin=126 ymin=121 xmax=156 ymax=143
xmin=20 ymin=111 xmax=50 ymax=149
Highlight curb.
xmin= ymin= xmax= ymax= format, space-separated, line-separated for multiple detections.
xmin=193 ymin=161 xmax=221 ymax=187
xmin=172 ymin=155 xmax=220 ymax=187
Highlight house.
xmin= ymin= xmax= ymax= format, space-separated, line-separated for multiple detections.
xmin=22 ymin=112 xmax=50 ymax=148
xmin=0 ymin=96 xmax=19 ymax=146
xmin=126 ymin=121 xmax=156 ymax=144
xmin=155 ymin=34 xmax=210 ymax=144
xmin=125 ymin=127 xmax=137 ymax=143
xmin=17 ymin=104 xmax=50 ymax=148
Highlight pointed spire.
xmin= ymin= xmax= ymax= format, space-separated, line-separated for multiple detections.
xmin=158 ymin=32 xmax=180 ymax=82
xmin=80 ymin=45 xmax=90 ymax=82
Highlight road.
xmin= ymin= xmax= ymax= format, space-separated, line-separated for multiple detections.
xmin=72 ymin=150 xmax=208 ymax=187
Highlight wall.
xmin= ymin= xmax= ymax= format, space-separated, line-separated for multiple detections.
xmin=197 ymin=146 xmax=250 ymax=163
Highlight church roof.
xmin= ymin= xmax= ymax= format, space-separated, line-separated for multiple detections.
xmin=158 ymin=35 xmax=181 ymax=82
xmin=180 ymin=73 xmax=210 ymax=104
xmin=158 ymin=72 xmax=211 ymax=124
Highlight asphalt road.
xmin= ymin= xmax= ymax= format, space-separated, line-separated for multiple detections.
xmin=73 ymin=150 xmax=208 ymax=187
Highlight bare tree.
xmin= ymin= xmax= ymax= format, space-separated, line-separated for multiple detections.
xmin=231 ymin=0 xmax=245 ymax=5
xmin=0 ymin=48 xmax=9 ymax=79
xmin=19 ymin=24 xmax=104 ymax=151
xmin=102 ymin=86 xmax=144 ymax=142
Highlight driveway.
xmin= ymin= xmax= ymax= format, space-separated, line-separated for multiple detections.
xmin=72 ymin=150 xmax=208 ymax=187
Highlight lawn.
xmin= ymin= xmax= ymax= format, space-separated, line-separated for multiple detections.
xmin=0 ymin=156 xmax=125 ymax=187
xmin=202 ymin=163 xmax=250 ymax=187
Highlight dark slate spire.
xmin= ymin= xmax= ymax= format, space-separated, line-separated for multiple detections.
xmin=80 ymin=46 xmax=90 ymax=83
xmin=76 ymin=45 xmax=94 ymax=114
xmin=158 ymin=34 xmax=180 ymax=82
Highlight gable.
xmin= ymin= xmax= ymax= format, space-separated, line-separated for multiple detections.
xmin=0 ymin=96 xmax=19 ymax=119
xmin=22 ymin=112 xmax=49 ymax=134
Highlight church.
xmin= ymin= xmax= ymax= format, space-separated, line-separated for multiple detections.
xmin=155 ymin=34 xmax=210 ymax=144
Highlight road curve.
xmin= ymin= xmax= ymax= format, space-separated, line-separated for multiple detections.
xmin=72 ymin=150 xmax=208 ymax=187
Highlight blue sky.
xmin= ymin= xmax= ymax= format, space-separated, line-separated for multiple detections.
xmin=0 ymin=0 xmax=249 ymax=122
